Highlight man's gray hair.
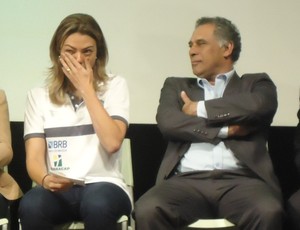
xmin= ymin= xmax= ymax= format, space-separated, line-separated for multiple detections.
xmin=196 ymin=17 xmax=241 ymax=62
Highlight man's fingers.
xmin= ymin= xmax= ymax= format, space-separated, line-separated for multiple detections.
xmin=181 ymin=91 xmax=190 ymax=103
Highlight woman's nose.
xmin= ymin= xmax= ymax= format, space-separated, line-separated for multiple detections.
xmin=73 ymin=52 xmax=84 ymax=64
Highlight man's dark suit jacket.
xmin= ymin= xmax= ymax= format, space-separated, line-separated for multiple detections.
xmin=294 ymin=109 xmax=300 ymax=175
xmin=155 ymin=72 xmax=281 ymax=196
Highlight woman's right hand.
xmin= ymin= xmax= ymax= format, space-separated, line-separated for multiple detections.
xmin=42 ymin=174 xmax=74 ymax=192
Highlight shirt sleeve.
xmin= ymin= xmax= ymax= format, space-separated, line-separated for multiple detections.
xmin=24 ymin=88 xmax=45 ymax=140
xmin=102 ymin=75 xmax=130 ymax=125
xmin=197 ymin=100 xmax=207 ymax=118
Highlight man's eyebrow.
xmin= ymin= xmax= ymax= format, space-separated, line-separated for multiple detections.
xmin=188 ymin=39 xmax=205 ymax=47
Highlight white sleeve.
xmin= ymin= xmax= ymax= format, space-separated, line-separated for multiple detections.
xmin=24 ymin=88 xmax=45 ymax=139
xmin=103 ymin=75 xmax=130 ymax=124
xmin=197 ymin=100 xmax=207 ymax=118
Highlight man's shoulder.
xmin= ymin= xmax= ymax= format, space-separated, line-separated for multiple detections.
xmin=240 ymin=72 xmax=270 ymax=80
xmin=237 ymin=72 xmax=274 ymax=85
xmin=166 ymin=76 xmax=196 ymax=80
xmin=164 ymin=76 xmax=197 ymax=84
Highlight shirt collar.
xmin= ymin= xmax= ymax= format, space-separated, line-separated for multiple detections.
xmin=197 ymin=69 xmax=235 ymax=89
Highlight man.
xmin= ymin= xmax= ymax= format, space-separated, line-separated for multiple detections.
xmin=134 ymin=17 xmax=284 ymax=229
xmin=287 ymin=109 xmax=300 ymax=230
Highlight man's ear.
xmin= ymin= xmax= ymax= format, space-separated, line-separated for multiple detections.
xmin=223 ymin=41 xmax=234 ymax=59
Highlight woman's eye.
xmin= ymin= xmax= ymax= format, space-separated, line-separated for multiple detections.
xmin=84 ymin=50 xmax=93 ymax=56
xmin=65 ymin=50 xmax=75 ymax=54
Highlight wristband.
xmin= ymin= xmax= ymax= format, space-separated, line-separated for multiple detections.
xmin=41 ymin=173 xmax=49 ymax=188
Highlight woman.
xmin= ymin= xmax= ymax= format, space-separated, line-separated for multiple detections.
xmin=19 ymin=13 xmax=131 ymax=230
xmin=0 ymin=89 xmax=22 ymax=221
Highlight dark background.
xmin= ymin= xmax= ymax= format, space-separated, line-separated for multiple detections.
xmin=9 ymin=122 xmax=299 ymax=228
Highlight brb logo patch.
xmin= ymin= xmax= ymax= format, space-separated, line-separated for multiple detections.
xmin=48 ymin=140 xmax=68 ymax=149
xmin=47 ymin=139 xmax=69 ymax=170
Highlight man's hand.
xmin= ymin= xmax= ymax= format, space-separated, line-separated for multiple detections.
xmin=181 ymin=91 xmax=198 ymax=116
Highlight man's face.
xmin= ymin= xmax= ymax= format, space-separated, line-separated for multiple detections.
xmin=189 ymin=23 xmax=228 ymax=82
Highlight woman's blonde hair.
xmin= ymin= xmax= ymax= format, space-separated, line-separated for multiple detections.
xmin=48 ymin=13 xmax=108 ymax=104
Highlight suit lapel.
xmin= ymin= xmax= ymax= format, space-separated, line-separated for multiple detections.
xmin=187 ymin=78 xmax=204 ymax=101
xmin=223 ymin=72 xmax=241 ymax=96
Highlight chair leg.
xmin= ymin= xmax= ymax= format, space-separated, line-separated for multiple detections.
xmin=121 ymin=220 xmax=127 ymax=230
xmin=9 ymin=198 xmax=21 ymax=230
xmin=0 ymin=218 xmax=9 ymax=230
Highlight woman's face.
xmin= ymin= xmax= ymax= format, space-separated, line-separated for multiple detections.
xmin=60 ymin=32 xmax=97 ymax=68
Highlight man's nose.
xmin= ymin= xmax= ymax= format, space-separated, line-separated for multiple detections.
xmin=189 ymin=50 xmax=195 ymax=58
xmin=189 ymin=45 xmax=197 ymax=57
